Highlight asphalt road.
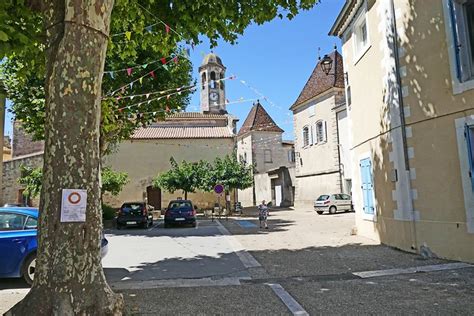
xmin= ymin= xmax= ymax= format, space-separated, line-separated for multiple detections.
xmin=103 ymin=219 xmax=251 ymax=290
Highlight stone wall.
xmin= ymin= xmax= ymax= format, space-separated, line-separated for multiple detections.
xmin=2 ymin=152 xmax=44 ymax=206
xmin=12 ymin=121 xmax=44 ymax=158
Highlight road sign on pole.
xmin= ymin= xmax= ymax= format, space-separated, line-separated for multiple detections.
xmin=214 ymin=184 xmax=224 ymax=195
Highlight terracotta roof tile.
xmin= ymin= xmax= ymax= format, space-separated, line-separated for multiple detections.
xmin=291 ymin=51 xmax=345 ymax=109
xmin=131 ymin=126 xmax=234 ymax=139
xmin=238 ymin=102 xmax=283 ymax=137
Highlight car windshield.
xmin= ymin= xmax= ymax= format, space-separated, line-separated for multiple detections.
xmin=0 ymin=213 xmax=27 ymax=231
xmin=168 ymin=201 xmax=192 ymax=210
xmin=317 ymin=195 xmax=330 ymax=201
xmin=121 ymin=203 xmax=143 ymax=213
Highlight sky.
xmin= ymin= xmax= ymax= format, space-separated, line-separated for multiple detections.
xmin=4 ymin=0 xmax=345 ymax=141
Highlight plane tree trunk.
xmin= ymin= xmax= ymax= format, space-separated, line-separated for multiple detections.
xmin=7 ymin=0 xmax=123 ymax=315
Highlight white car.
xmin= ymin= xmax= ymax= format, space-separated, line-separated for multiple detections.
xmin=314 ymin=194 xmax=353 ymax=215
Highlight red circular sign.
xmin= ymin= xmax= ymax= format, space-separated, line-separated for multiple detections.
xmin=68 ymin=192 xmax=81 ymax=205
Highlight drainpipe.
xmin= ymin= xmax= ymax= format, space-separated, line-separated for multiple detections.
xmin=0 ymin=81 xmax=6 ymax=206
xmin=389 ymin=0 xmax=418 ymax=251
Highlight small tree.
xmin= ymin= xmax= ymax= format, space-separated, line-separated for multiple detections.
xmin=101 ymin=167 xmax=129 ymax=197
xmin=200 ymin=154 xmax=254 ymax=211
xmin=18 ymin=165 xmax=129 ymax=199
xmin=153 ymin=157 xmax=209 ymax=199
xmin=18 ymin=165 xmax=43 ymax=200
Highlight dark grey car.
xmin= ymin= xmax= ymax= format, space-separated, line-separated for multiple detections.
xmin=116 ymin=202 xmax=153 ymax=229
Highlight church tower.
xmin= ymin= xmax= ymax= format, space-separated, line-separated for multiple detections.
xmin=199 ymin=52 xmax=227 ymax=114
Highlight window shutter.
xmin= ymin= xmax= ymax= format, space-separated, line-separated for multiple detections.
xmin=449 ymin=0 xmax=470 ymax=82
xmin=301 ymin=128 xmax=305 ymax=148
xmin=464 ymin=124 xmax=474 ymax=190
xmin=310 ymin=125 xmax=314 ymax=145
xmin=323 ymin=121 xmax=328 ymax=142
xmin=314 ymin=123 xmax=319 ymax=144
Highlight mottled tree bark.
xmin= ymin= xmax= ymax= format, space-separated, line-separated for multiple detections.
xmin=7 ymin=0 xmax=123 ymax=315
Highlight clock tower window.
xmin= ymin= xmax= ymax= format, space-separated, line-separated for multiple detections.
xmin=210 ymin=71 xmax=216 ymax=89
xmin=201 ymin=73 xmax=206 ymax=90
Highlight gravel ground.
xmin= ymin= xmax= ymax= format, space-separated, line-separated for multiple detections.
xmin=281 ymin=267 xmax=474 ymax=315
xmin=121 ymin=284 xmax=290 ymax=316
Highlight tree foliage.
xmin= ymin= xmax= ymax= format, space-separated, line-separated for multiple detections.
xmin=1 ymin=0 xmax=320 ymax=154
xmin=18 ymin=165 xmax=43 ymax=199
xmin=18 ymin=165 xmax=129 ymax=198
xmin=153 ymin=157 xmax=209 ymax=199
xmin=153 ymin=154 xmax=253 ymax=199
xmin=202 ymin=154 xmax=254 ymax=193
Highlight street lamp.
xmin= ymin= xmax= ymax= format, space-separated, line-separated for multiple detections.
xmin=320 ymin=54 xmax=333 ymax=75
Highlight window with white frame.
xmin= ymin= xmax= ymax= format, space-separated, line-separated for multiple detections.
xmin=353 ymin=7 xmax=370 ymax=59
xmin=449 ymin=0 xmax=474 ymax=82
xmin=288 ymin=150 xmax=295 ymax=163
xmin=264 ymin=149 xmax=272 ymax=163
xmin=302 ymin=126 xmax=310 ymax=147
xmin=315 ymin=120 xmax=327 ymax=144
xmin=464 ymin=124 xmax=474 ymax=189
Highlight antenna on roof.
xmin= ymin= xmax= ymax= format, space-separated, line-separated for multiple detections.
xmin=318 ymin=47 xmax=321 ymax=60
xmin=334 ymin=44 xmax=337 ymax=51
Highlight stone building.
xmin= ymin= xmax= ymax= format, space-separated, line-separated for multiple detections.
xmin=329 ymin=0 xmax=474 ymax=262
xmin=237 ymin=102 xmax=295 ymax=207
xmin=290 ymin=50 xmax=350 ymax=208
xmin=104 ymin=52 xmax=238 ymax=209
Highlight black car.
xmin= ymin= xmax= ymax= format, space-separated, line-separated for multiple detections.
xmin=116 ymin=202 xmax=154 ymax=229
xmin=164 ymin=200 xmax=197 ymax=228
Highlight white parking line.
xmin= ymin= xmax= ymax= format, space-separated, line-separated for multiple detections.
xmin=353 ymin=262 xmax=473 ymax=279
xmin=267 ymin=283 xmax=309 ymax=316
xmin=215 ymin=220 xmax=261 ymax=268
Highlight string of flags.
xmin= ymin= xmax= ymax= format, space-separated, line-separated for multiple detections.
xmin=109 ymin=75 xmax=237 ymax=103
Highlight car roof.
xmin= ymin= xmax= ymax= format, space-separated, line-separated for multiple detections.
xmin=168 ymin=200 xmax=192 ymax=203
xmin=0 ymin=207 xmax=39 ymax=217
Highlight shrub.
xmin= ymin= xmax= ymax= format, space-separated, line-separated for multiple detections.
xmin=102 ymin=204 xmax=116 ymax=220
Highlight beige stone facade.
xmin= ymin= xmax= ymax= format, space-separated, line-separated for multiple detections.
xmin=104 ymin=138 xmax=235 ymax=209
xmin=331 ymin=0 xmax=474 ymax=262
xmin=2 ymin=152 xmax=43 ymax=206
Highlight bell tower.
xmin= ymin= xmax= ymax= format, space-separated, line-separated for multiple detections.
xmin=199 ymin=52 xmax=227 ymax=114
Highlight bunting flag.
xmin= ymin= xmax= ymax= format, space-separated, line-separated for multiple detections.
xmin=160 ymin=57 xmax=167 ymax=65
xmin=165 ymin=24 xmax=170 ymax=34
xmin=145 ymin=25 xmax=153 ymax=33
xmin=127 ymin=68 xmax=133 ymax=76
xmin=173 ymin=56 xmax=178 ymax=64
xmin=125 ymin=31 xmax=131 ymax=41
xmin=149 ymin=71 xmax=155 ymax=79
xmin=139 ymin=77 xmax=143 ymax=84
xmin=166 ymin=105 xmax=170 ymax=112
xmin=109 ymin=72 xmax=115 ymax=79
xmin=142 ymin=63 xmax=148 ymax=69
xmin=146 ymin=93 xmax=150 ymax=99
xmin=130 ymin=82 xmax=134 ymax=89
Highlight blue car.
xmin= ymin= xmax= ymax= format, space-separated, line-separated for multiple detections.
xmin=0 ymin=207 xmax=108 ymax=285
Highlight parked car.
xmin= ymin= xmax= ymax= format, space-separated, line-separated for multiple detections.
xmin=3 ymin=203 xmax=28 ymax=207
xmin=0 ymin=207 xmax=108 ymax=285
xmin=164 ymin=200 xmax=197 ymax=228
xmin=116 ymin=202 xmax=154 ymax=229
xmin=314 ymin=194 xmax=353 ymax=215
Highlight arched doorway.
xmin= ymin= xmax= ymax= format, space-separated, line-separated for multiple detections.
xmin=146 ymin=186 xmax=161 ymax=210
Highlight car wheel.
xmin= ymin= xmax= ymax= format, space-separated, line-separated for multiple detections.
xmin=117 ymin=224 xmax=123 ymax=230
xmin=22 ymin=254 xmax=36 ymax=286
xmin=164 ymin=222 xmax=170 ymax=228
xmin=191 ymin=222 xmax=197 ymax=228
xmin=329 ymin=206 xmax=337 ymax=214
xmin=316 ymin=211 xmax=324 ymax=215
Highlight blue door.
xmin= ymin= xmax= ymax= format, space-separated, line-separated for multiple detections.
xmin=360 ymin=158 xmax=375 ymax=215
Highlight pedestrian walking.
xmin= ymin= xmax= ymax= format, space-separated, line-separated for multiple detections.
xmin=258 ymin=200 xmax=269 ymax=229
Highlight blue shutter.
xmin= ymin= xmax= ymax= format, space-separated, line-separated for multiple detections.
xmin=449 ymin=0 xmax=463 ymax=81
xmin=360 ymin=158 xmax=375 ymax=215
xmin=464 ymin=125 xmax=474 ymax=190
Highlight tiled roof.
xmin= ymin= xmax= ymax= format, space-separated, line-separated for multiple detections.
xmin=291 ymin=51 xmax=345 ymax=110
xmin=166 ymin=112 xmax=228 ymax=119
xmin=238 ymin=102 xmax=283 ymax=137
xmin=131 ymin=126 xmax=234 ymax=139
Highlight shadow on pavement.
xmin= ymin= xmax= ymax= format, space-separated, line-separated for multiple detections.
xmin=0 ymin=279 xmax=29 ymax=290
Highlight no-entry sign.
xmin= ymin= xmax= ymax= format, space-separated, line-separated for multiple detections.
xmin=60 ymin=189 xmax=87 ymax=222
